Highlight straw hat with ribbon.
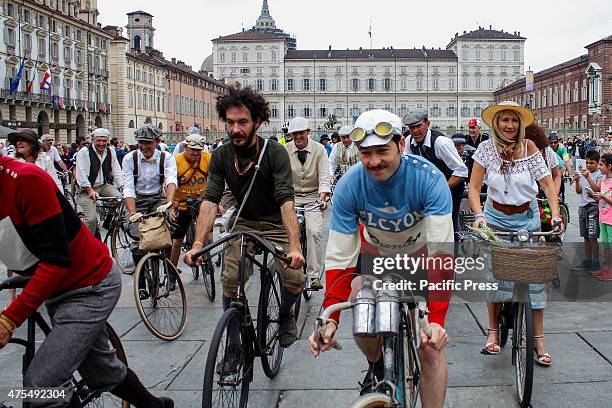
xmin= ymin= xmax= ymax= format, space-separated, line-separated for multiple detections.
xmin=481 ymin=101 xmax=535 ymax=128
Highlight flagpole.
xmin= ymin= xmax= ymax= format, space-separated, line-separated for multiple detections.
xmin=369 ymin=19 xmax=372 ymax=49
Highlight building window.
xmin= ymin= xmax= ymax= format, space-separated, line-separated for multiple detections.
xmin=488 ymin=48 xmax=494 ymax=61
xmin=475 ymin=48 xmax=481 ymax=60
xmin=462 ymin=48 xmax=468 ymax=60
xmin=368 ymin=103 xmax=375 ymax=111
xmin=128 ymin=91 xmax=133 ymax=108
xmin=287 ymin=78 xmax=294 ymax=91
xmin=488 ymin=77 xmax=494 ymax=89
xmin=270 ymin=79 xmax=278 ymax=91
xmin=319 ymin=78 xmax=327 ymax=91
xmin=462 ymin=77 xmax=469 ymax=90
xmin=513 ymin=49 xmax=520 ymax=61
xmin=352 ymin=78 xmax=359 ymax=91
xmin=384 ymin=78 xmax=391 ymax=91
xmin=431 ymin=103 xmax=440 ymax=118
xmin=351 ymin=104 xmax=360 ymax=117
xmin=168 ymin=95 xmax=172 ymax=112
xmin=475 ymin=77 xmax=481 ymax=90
xmin=175 ymin=95 xmax=180 ymax=113
xmin=581 ymin=79 xmax=587 ymax=101
xmin=432 ymin=77 xmax=439 ymax=91
xmin=242 ymin=51 xmax=248 ymax=62
xmin=400 ymin=77 xmax=407 ymax=90
xmin=474 ymin=106 xmax=482 ymax=117
xmin=256 ymin=51 xmax=262 ymax=62
xmin=303 ymin=78 xmax=310 ymax=91
xmin=271 ymin=50 xmax=277 ymax=61
xmin=271 ymin=104 xmax=278 ymax=118
xmin=157 ymin=96 xmax=160 ymax=111
xmin=219 ymin=53 xmax=225 ymax=63
xmin=336 ymin=77 xmax=342 ymax=91
xmin=136 ymin=69 xmax=141 ymax=81
xmin=449 ymin=77 xmax=455 ymax=91
xmin=416 ymin=77 xmax=423 ymax=91
xmin=334 ymin=105 xmax=344 ymax=117
xmin=447 ymin=104 xmax=455 ymax=117
xmin=137 ymin=93 xmax=142 ymax=109
xmin=231 ymin=52 xmax=236 ymax=62
xmin=384 ymin=103 xmax=392 ymax=113
xmin=287 ymin=104 xmax=294 ymax=118
xmin=368 ymin=78 xmax=375 ymax=91
xmin=143 ymin=94 xmax=148 ymax=110
xmin=303 ymin=104 xmax=311 ymax=117
xmin=501 ymin=49 xmax=507 ymax=61
xmin=38 ymin=38 xmax=46 ymax=57
xmin=256 ymin=79 xmax=264 ymax=91
xmin=127 ymin=66 xmax=132 ymax=79
xmin=320 ymin=104 xmax=327 ymax=118
xmin=461 ymin=104 xmax=470 ymax=117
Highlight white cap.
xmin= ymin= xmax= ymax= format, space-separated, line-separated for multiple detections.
xmin=288 ymin=117 xmax=309 ymax=134
xmin=338 ymin=125 xmax=353 ymax=136
xmin=91 ymin=128 xmax=111 ymax=139
xmin=354 ymin=110 xmax=402 ymax=148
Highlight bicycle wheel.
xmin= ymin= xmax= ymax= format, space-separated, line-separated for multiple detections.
xmin=79 ymin=324 xmax=129 ymax=408
xmin=499 ymin=302 xmax=512 ymax=348
xmin=134 ymin=253 xmax=187 ymax=341
xmin=110 ymin=226 xmax=135 ymax=275
xmin=348 ymin=393 xmax=392 ymax=408
xmin=203 ymin=259 xmax=216 ymax=301
xmin=513 ymin=292 xmax=534 ymax=408
xmin=257 ymin=262 xmax=284 ymax=378
xmin=402 ymin=309 xmax=420 ymax=408
xmin=301 ymin=235 xmax=312 ymax=301
xmin=202 ymin=308 xmax=252 ymax=408
xmin=185 ymin=223 xmax=200 ymax=280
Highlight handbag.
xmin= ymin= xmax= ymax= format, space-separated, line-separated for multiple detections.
xmin=138 ymin=215 xmax=172 ymax=251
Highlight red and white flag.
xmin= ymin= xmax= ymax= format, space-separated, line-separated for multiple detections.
xmin=25 ymin=68 xmax=36 ymax=94
xmin=40 ymin=68 xmax=52 ymax=93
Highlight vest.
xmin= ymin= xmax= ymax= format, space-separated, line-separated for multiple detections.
xmin=410 ymin=130 xmax=454 ymax=180
xmin=335 ymin=143 xmax=360 ymax=178
xmin=87 ymin=146 xmax=113 ymax=187
xmin=174 ymin=152 xmax=211 ymax=211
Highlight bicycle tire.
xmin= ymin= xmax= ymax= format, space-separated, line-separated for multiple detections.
xmin=185 ymin=223 xmax=201 ymax=280
xmin=301 ymin=231 xmax=312 ymax=301
xmin=257 ymin=262 xmax=284 ymax=378
xmin=203 ymin=260 xmax=216 ymax=301
xmin=499 ymin=302 xmax=512 ymax=348
xmin=79 ymin=324 xmax=129 ymax=407
xmin=348 ymin=393 xmax=392 ymax=408
xmin=134 ymin=253 xmax=187 ymax=341
xmin=513 ymin=293 xmax=534 ymax=408
xmin=402 ymin=309 xmax=420 ymax=408
xmin=110 ymin=226 xmax=135 ymax=275
xmin=202 ymin=307 xmax=252 ymax=408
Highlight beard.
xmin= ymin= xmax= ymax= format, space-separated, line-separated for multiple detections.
xmin=230 ymin=127 xmax=258 ymax=153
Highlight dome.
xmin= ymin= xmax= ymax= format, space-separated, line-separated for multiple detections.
xmin=200 ymin=54 xmax=213 ymax=73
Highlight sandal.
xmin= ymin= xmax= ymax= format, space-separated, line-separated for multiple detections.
xmin=481 ymin=328 xmax=501 ymax=355
xmin=534 ymin=335 xmax=552 ymax=366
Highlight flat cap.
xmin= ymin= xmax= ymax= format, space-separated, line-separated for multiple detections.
xmin=402 ymin=109 xmax=428 ymax=126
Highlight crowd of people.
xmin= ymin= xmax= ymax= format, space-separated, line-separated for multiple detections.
xmin=2 ymin=83 xmax=612 ymax=408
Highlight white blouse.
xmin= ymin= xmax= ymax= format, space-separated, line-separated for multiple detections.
xmin=543 ymin=146 xmax=559 ymax=171
xmin=13 ymin=152 xmax=63 ymax=193
xmin=473 ymin=139 xmax=550 ymax=206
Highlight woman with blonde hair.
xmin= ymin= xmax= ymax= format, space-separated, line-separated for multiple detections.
xmin=468 ymin=101 xmax=561 ymax=366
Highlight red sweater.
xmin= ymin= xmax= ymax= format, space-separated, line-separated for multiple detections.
xmin=0 ymin=157 xmax=112 ymax=326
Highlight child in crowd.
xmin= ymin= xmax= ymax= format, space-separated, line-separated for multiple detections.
xmin=593 ymin=153 xmax=612 ymax=281
xmin=573 ymin=150 xmax=603 ymax=272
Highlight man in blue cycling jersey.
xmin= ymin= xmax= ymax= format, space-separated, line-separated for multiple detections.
xmin=309 ymin=110 xmax=454 ymax=407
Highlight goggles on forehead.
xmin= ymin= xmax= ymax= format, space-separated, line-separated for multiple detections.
xmin=185 ymin=139 xmax=205 ymax=149
xmin=349 ymin=121 xmax=395 ymax=143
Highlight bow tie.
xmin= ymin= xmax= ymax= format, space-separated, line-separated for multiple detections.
xmin=141 ymin=157 xmax=156 ymax=164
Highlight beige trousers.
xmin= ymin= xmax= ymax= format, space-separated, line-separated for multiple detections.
xmin=76 ymin=184 xmax=121 ymax=234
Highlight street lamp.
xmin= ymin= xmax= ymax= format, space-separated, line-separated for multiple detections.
xmin=7 ymin=117 xmax=22 ymax=129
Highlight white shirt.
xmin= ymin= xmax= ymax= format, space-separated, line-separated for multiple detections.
xmin=328 ymin=141 xmax=359 ymax=177
xmin=46 ymin=145 xmax=63 ymax=164
xmin=543 ymin=146 xmax=559 ymax=171
xmin=473 ymin=139 xmax=550 ymax=206
xmin=122 ymin=149 xmax=178 ymax=199
xmin=173 ymin=141 xmax=185 ymax=157
xmin=14 ymin=152 xmax=63 ymax=193
xmin=404 ymin=129 xmax=468 ymax=178
xmin=75 ymin=146 xmax=123 ymax=189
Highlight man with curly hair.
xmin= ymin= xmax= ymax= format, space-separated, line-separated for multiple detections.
xmin=185 ymin=85 xmax=305 ymax=356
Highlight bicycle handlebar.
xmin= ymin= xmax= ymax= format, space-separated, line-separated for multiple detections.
xmin=0 ymin=274 xmax=31 ymax=290
xmin=190 ymin=231 xmax=291 ymax=265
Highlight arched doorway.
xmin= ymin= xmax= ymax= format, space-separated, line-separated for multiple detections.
xmin=128 ymin=120 xmax=135 ymax=128
xmin=76 ymin=114 xmax=85 ymax=138
xmin=37 ymin=111 xmax=50 ymax=136
xmin=95 ymin=115 xmax=102 ymax=128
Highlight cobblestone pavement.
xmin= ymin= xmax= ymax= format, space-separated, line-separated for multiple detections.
xmin=1 ymin=185 xmax=611 ymax=407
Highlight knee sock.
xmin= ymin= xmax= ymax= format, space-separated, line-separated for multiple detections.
xmin=110 ymin=368 xmax=166 ymax=408
xmin=223 ymin=295 xmax=241 ymax=345
xmin=279 ymin=287 xmax=299 ymax=315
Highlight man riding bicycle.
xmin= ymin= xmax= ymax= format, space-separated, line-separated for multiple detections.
xmin=285 ymin=116 xmax=331 ymax=291
xmin=308 ymin=110 xmax=454 ymax=407
xmin=169 ymin=134 xmax=212 ymax=269
xmin=0 ymin=154 xmax=173 ymax=407
xmin=185 ymin=85 xmax=305 ymax=348
xmin=75 ymin=128 xmax=124 ymax=235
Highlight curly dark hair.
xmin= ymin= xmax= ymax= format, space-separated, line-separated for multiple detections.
xmin=525 ymin=124 xmax=549 ymax=151
xmin=216 ymin=84 xmax=270 ymax=124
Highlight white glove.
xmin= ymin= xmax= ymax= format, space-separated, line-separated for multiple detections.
xmin=130 ymin=212 xmax=143 ymax=223
xmin=156 ymin=202 xmax=172 ymax=214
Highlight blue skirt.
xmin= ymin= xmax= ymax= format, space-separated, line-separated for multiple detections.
xmin=483 ymin=199 xmax=547 ymax=309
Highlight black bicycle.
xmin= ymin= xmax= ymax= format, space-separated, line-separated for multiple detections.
xmin=0 ymin=275 xmax=129 ymax=408
xmin=96 ymin=196 xmax=135 ymax=275
xmin=181 ymin=198 xmax=216 ymax=301
xmin=192 ymin=232 xmax=293 ymax=408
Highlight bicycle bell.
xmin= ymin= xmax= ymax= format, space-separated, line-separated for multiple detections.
xmin=375 ymin=275 xmax=400 ymax=335
xmin=517 ymin=229 xmax=530 ymax=242
xmin=353 ymin=279 xmax=377 ymax=337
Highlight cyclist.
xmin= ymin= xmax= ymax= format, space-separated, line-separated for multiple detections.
xmin=466 ymin=118 xmax=489 ymax=149
xmin=75 ymin=128 xmax=124 ymax=234
xmin=286 ymin=117 xmax=331 ymax=291
xmin=169 ymin=134 xmax=212 ymax=269
xmin=173 ymin=127 xmax=200 ymax=157
xmin=41 ymin=134 xmax=67 ymax=171
xmin=122 ymin=124 xmax=178 ymax=297
xmin=328 ymin=125 xmax=359 ymax=183
xmin=279 ymin=121 xmax=293 ymax=145
xmin=8 ymin=129 xmax=62 ymax=192
xmin=185 ymin=85 xmax=305 ymax=349
xmin=308 ymin=110 xmax=453 ymax=407
xmin=0 ymin=154 xmax=173 ymax=408
xmin=550 ymin=132 xmax=574 ymax=191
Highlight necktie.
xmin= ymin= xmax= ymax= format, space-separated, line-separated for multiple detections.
xmin=297 ymin=150 xmax=307 ymax=165
xmin=141 ymin=157 xmax=156 ymax=164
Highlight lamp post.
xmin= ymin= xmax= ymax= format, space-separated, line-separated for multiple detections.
xmin=7 ymin=117 xmax=22 ymax=129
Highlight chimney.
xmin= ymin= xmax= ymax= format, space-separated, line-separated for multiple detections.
xmin=489 ymin=25 xmax=492 ymax=30
xmin=172 ymin=58 xmax=176 ymax=64
xmin=463 ymin=30 xmax=467 ymax=34
xmin=518 ymin=31 xmax=520 ymax=36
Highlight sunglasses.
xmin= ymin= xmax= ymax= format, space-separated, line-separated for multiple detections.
xmin=349 ymin=121 xmax=394 ymax=143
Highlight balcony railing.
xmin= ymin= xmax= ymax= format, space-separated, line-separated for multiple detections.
xmin=0 ymin=89 xmax=110 ymax=113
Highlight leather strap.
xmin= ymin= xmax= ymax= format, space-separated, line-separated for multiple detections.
xmin=491 ymin=199 xmax=530 ymax=216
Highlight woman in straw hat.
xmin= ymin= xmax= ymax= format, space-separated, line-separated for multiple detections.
xmin=468 ymin=101 xmax=561 ymax=366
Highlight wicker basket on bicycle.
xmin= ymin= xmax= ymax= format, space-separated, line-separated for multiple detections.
xmin=490 ymin=244 xmax=560 ymax=284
